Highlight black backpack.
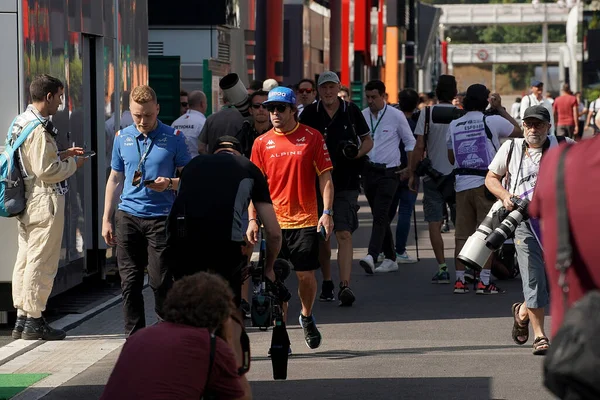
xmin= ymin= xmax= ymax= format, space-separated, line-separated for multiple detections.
xmin=543 ymin=144 xmax=600 ymax=400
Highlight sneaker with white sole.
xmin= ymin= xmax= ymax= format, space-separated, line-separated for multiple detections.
xmin=375 ymin=259 xmax=399 ymax=273
xmin=360 ymin=255 xmax=375 ymax=275
xmin=396 ymin=251 xmax=417 ymax=264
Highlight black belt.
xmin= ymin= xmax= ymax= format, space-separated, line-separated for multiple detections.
xmin=454 ymin=168 xmax=488 ymax=177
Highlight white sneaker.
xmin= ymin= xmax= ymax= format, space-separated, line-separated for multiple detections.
xmin=396 ymin=251 xmax=417 ymax=264
xmin=377 ymin=253 xmax=385 ymax=263
xmin=375 ymin=259 xmax=399 ymax=273
xmin=359 ymin=255 xmax=375 ymax=275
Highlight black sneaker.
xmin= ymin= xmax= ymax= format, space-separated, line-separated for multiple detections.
xmin=319 ymin=280 xmax=335 ymax=302
xmin=298 ymin=314 xmax=322 ymax=349
xmin=21 ymin=317 xmax=66 ymax=341
xmin=338 ymin=284 xmax=355 ymax=307
xmin=240 ymin=299 xmax=251 ymax=319
xmin=11 ymin=316 xmax=26 ymax=340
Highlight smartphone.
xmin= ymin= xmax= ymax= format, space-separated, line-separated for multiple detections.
xmin=143 ymin=179 xmax=155 ymax=186
xmin=81 ymin=151 xmax=96 ymax=158
xmin=319 ymin=226 xmax=327 ymax=240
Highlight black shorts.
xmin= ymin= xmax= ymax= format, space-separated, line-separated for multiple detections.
xmin=317 ymin=189 xmax=361 ymax=233
xmin=280 ymin=227 xmax=320 ymax=272
xmin=167 ymin=239 xmax=246 ymax=307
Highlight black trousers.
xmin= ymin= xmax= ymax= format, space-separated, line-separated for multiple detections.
xmin=116 ymin=210 xmax=173 ymax=336
xmin=363 ymin=165 xmax=400 ymax=260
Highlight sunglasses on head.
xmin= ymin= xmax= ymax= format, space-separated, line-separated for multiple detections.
xmin=298 ymin=88 xmax=314 ymax=94
xmin=266 ymin=104 xmax=289 ymax=113
xmin=251 ymin=103 xmax=267 ymax=109
xmin=181 ymin=102 xmax=188 ymax=107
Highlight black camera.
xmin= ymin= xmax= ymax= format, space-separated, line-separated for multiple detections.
xmin=414 ymin=157 xmax=443 ymax=181
xmin=339 ymin=140 xmax=359 ymax=159
xmin=248 ymin=257 xmax=290 ymax=329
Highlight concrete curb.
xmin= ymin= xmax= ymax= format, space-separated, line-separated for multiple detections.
xmin=0 ymin=278 xmax=148 ymax=367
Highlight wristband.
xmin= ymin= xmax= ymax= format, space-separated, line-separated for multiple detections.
xmin=249 ymin=218 xmax=259 ymax=224
xmin=166 ymin=178 xmax=173 ymax=191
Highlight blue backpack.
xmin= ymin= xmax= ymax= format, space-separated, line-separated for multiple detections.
xmin=0 ymin=118 xmax=42 ymax=217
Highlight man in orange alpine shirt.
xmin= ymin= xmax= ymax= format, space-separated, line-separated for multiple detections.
xmin=248 ymin=87 xmax=334 ymax=350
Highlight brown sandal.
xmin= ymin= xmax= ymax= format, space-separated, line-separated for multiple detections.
xmin=511 ymin=302 xmax=529 ymax=345
xmin=533 ymin=336 xmax=550 ymax=355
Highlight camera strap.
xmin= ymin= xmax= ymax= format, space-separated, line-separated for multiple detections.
xmin=555 ymin=143 xmax=574 ymax=310
xmin=201 ymin=333 xmax=217 ymax=400
xmin=482 ymin=115 xmax=497 ymax=152
xmin=423 ymin=106 xmax=431 ymax=151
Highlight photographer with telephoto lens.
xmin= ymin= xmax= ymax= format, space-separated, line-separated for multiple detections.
xmin=486 ymin=105 xmax=574 ymax=355
xmin=448 ymin=84 xmax=521 ymax=295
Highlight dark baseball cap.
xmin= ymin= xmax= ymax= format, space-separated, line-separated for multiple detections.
xmin=213 ymin=135 xmax=243 ymax=154
xmin=465 ymin=84 xmax=489 ymax=102
xmin=523 ymin=105 xmax=551 ymax=123
xmin=530 ymin=79 xmax=543 ymax=87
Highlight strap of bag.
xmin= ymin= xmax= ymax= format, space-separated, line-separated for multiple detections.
xmin=423 ymin=106 xmax=431 ymax=151
xmin=201 ymin=333 xmax=217 ymax=399
xmin=555 ymin=143 xmax=573 ymax=310
xmin=482 ymin=115 xmax=498 ymax=152
xmin=6 ymin=119 xmax=42 ymax=151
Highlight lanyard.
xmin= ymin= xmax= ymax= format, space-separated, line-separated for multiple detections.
xmin=135 ymin=135 xmax=155 ymax=171
xmin=369 ymin=105 xmax=387 ymax=140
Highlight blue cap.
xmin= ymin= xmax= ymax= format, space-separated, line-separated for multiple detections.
xmin=531 ymin=79 xmax=543 ymax=87
xmin=264 ymin=87 xmax=296 ymax=105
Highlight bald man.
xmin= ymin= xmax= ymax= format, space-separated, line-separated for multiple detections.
xmin=172 ymin=90 xmax=208 ymax=158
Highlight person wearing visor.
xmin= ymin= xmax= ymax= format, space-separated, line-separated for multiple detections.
xmin=102 ymin=85 xmax=191 ymax=336
xmin=166 ymin=135 xmax=282 ymax=310
xmin=249 ymin=87 xmax=334 ymax=350
xmin=486 ymin=105 xmax=574 ymax=355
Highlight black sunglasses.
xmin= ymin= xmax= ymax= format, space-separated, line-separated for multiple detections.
xmin=181 ymin=102 xmax=188 ymax=107
xmin=251 ymin=103 xmax=267 ymax=109
xmin=266 ymin=104 xmax=289 ymax=113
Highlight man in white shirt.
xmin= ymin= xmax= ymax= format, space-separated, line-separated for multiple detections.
xmin=585 ymin=93 xmax=600 ymax=135
xmin=172 ymin=91 xmax=207 ymax=158
xmin=485 ymin=105 xmax=574 ymax=355
xmin=359 ymin=80 xmax=416 ymax=274
xmin=448 ymin=84 xmax=521 ymax=295
xmin=411 ymin=75 xmax=458 ymax=284
xmin=519 ymin=80 xmax=554 ymax=135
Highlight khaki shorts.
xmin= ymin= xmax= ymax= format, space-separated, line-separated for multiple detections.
xmin=455 ymin=185 xmax=496 ymax=240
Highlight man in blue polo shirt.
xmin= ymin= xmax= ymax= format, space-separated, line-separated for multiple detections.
xmin=102 ymin=85 xmax=191 ymax=335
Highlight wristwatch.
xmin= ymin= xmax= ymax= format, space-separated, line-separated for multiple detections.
xmin=166 ymin=178 xmax=173 ymax=191
xmin=323 ymin=209 xmax=333 ymax=216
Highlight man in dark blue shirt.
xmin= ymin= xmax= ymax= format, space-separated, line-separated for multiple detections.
xmin=102 ymin=85 xmax=191 ymax=335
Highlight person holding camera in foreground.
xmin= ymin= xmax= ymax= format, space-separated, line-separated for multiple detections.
xmin=448 ymin=84 xmax=521 ymax=295
xmin=100 ymin=272 xmax=251 ymax=400
xmin=486 ymin=105 xmax=574 ymax=355
xmin=299 ymin=71 xmax=372 ymax=306
xmin=249 ymin=87 xmax=334 ymax=350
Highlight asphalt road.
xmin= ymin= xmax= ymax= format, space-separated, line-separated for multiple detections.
xmin=34 ymin=195 xmax=556 ymax=400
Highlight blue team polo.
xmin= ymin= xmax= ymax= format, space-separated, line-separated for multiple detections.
xmin=111 ymin=120 xmax=191 ymax=218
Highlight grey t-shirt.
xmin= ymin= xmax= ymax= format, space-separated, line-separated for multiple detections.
xmin=414 ymin=104 xmax=455 ymax=177
xmin=198 ymin=107 xmax=246 ymax=153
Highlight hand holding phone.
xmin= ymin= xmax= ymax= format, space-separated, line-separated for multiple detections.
xmin=81 ymin=151 xmax=96 ymax=158
xmin=319 ymin=225 xmax=327 ymax=240
xmin=143 ymin=179 xmax=156 ymax=186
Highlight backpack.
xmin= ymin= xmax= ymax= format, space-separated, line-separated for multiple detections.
xmin=543 ymin=144 xmax=600 ymax=399
xmin=0 ymin=118 xmax=42 ymax=217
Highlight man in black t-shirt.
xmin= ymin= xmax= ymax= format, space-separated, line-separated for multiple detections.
xmin=165 ymin=136 xmax=282 ymax=306
xmin=299 ymin=71 xmax=373 ymax=306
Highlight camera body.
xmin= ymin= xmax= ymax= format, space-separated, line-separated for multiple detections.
xmin=457 ymin=197 xmax=530 ymax=271
xmin=338 ymin=140 xmax=359 ymax=160
xmin=249 ymin=257 xmax=291 ymax=329
xmin=415 ymin=157 xmax=443 ymax=181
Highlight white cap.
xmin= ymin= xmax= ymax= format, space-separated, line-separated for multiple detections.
xmin=262 ymin=79 xmax=279 ymax=91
